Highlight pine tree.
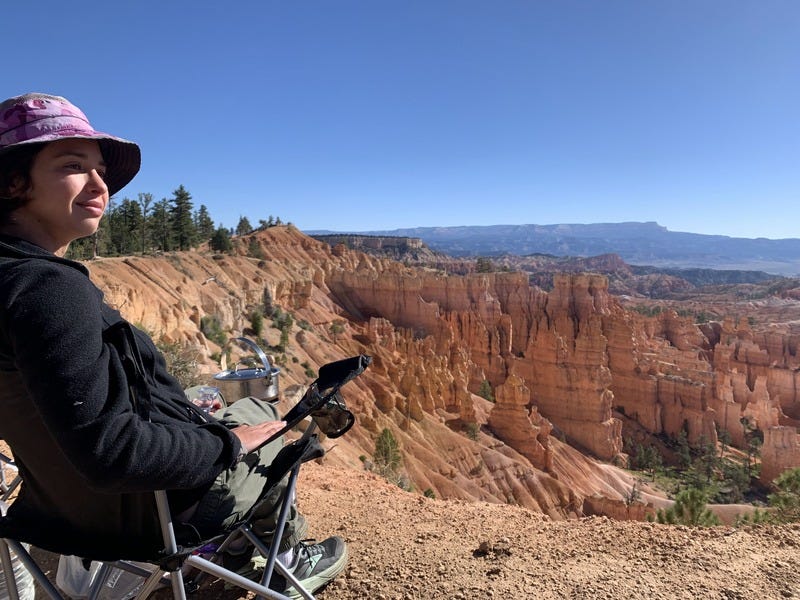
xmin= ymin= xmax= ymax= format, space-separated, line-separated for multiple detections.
xmin=137 ymin=193 xmax=153 ymax=254
xmin=476 ymin=257 xmax=494 ymax=273
xmin=209 ymin=226 xmax=233 ymax=253
xmin=169 ymin=185 xmax=197 ymax=250
xmin=655 ymin=488 xmax=720 ymax=526
xmin=149 ymin=198 xmax=171 ymax=252
xmin=195 ymin=204 xmax=215 ymax=243
xmin=236 ymin=216 xmax=253 ymax=236
xmin=108 ymin=198 xmax=142 ymax=255
xmin=478 ymin=380 xmax=494 ymax=402
xmin=769 ymin=467 xmax=800 ymax=522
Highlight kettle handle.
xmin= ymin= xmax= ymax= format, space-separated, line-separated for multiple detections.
xmin=231 ymin=336 xmax=273 ymax=372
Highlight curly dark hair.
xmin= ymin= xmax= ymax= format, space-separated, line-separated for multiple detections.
xmin=0 ymin=142 xmax=47 ymax=223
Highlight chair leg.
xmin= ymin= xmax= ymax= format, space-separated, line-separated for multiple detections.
xmin=261 ymin=462 xmax=302 ymax=589
xmin=0 ymin=476 xmax=21 ymax=502
xmin=168 ymin=569 xmax=187 ymax=600
xmin=0 ymin=538 xmax=20 ymax=600
xmin=0 ymin=453 xmax=21 ymax=503
xmin=2 ymin=539 xmax=64 ymax=599
xmin=132 ymin=567 xmax=168 ymax=600
xmin=182 ymin=555 xmax=292 ymax=599
xmin=86 ymin=562 xmax=113 ymax=600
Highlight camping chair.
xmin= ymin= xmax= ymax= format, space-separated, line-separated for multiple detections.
xmin=0 ymin=355 xmax=370 ymax=600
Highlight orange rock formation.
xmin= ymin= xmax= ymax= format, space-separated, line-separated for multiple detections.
xmin=85 ymin=226 xmax=800 ymax=518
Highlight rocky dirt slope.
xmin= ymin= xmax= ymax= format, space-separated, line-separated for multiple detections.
xmin=294 ymin=464 xmax=800 ymax=600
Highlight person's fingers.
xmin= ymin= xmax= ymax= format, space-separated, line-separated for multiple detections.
xmin=231 ymin=421 xmax=286 ymax=452
xmin=255 ymin=420 xmax=286 ymax=437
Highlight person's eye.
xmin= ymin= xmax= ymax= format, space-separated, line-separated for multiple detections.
xmin=96 ymin=169 xmax=107 ymax=180
xmin=64 ymin=162 xmax=82 ymax=171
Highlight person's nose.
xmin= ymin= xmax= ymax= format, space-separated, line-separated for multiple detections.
xmin=87 ymin=169 xmax=108 ymax=195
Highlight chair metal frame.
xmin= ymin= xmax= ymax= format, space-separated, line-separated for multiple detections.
xmin=0 ymin=452 xmax=21 ymax=502
xmin=1 ymin=354 xmax=369 ymax=600
xmin=0 ymin=440 xmax=314 ymax=600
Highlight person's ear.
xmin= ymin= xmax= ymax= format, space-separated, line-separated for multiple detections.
xmin=7 ymin=176 xmax=27 ymax=199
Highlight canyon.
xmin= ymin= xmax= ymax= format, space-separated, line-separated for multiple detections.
xmin=82 ymin=225 xmax=800 ymax=523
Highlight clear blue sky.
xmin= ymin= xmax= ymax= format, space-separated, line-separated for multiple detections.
xmin=6 ymin=1 xmax=799 ymax=239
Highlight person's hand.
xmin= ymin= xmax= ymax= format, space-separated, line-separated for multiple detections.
xmin=231 ymin=421 xmax=287 ymax=453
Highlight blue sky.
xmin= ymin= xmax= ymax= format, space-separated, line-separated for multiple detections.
xmin=6 ymin=1 xmax=799 ymax=239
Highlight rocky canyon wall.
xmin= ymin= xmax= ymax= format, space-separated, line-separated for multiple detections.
xmin=85 ymin=227 xmax=800 ymax=520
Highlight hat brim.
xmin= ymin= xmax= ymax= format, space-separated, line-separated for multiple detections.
xmin=0 ymin=131 xmax=141 ymax=197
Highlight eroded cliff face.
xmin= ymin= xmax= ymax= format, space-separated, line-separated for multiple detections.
xmin=85 ymin=226 xmax=800 ymax=518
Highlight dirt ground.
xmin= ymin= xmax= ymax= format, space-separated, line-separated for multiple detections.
xmin=171 ymin=463 xmax=800 ymax=600
xmin=297 ymin=464 xmax=800 ymax=600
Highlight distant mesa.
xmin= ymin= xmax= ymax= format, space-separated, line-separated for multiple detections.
xmin=306 ymin=222 xmax=800 ymax=276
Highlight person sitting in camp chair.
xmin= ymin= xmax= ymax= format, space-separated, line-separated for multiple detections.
xmin=0 ymin=93 xmax=346 ymax=598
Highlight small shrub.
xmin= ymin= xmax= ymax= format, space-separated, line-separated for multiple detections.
xmin=624 ymin=481 xmax=642 ymax=506
xmin=655 ymin=488 xmax=720 ymax=526
xmin=469 ymin=462 xmax=484 ymax=477
xmin=769 ymin=467 xmax=800 ymax=523
xmin=298 ymin=319 xmax=312 ymax=331
xmin=329 ymin=319 xmax=345 ymax=342
xmin=734 ymin=508 xmax=772 ymax=526
xmin=278 ymin=328 xmax=290 ymax=352
xmin=423 ymin=488 xmax=436 ymax=499
xmin=200 ymin=315 xmax=227 ymax=347
xmin=475 ymin=257 xmax=494 ymax=273
xmin=632 ymin=305 xmax=665 ymax=317
xmin=250 ymin=311 xmax=264 ymax=337
xmin=465 ymin=422 xmax=479 ymax=441
xmin=156 ymin=338 xmax=203 ymax=389
xmin=478 ymin=380 xmax=495 ymax=402
xmin=247 ymin=237 xmax=265 ymax=259
xmin=373 ymin=428 xmax=402 ymax=480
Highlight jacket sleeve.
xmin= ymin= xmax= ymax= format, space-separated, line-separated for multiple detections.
xmin=0 ymin=260 xmax=240 ymax=492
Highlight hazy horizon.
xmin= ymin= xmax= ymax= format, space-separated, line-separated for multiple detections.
xmin=304 ymin=221 xmax=800 ymax=242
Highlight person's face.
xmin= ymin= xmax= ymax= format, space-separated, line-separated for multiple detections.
xmin=13 ymin=138 xmax=108 ymax=255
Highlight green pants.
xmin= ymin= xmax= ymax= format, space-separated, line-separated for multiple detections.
xmin=188 ymin=397 xmax=305 ymax=552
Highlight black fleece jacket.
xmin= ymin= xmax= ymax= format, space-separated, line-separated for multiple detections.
xmin=0 ymin=235 xmax=241 ymax=559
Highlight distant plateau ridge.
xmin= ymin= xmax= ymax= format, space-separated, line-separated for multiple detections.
xmin=306 ymin=221 xmax=800 ymax=276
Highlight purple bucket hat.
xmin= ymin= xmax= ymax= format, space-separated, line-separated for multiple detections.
xmin=0 ymin=93 xmax=141 ymax=197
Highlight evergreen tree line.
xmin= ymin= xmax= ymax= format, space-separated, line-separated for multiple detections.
xmin=66 ymin=184 xmax=285 ymax=260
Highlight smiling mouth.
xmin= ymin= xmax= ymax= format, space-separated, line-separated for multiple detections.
xmin=76 ymin=201 xmax=105 ymax=215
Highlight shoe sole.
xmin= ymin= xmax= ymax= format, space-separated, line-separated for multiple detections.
xmin=284 ymin=544 xmax=349 ymax=600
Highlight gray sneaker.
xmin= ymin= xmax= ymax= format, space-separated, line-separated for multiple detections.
xmin=273 ymin=536 xmax=348 ymax=599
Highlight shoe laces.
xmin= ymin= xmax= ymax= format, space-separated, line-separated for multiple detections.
xmin=295 ymin=539 xmax=325 ymax=562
